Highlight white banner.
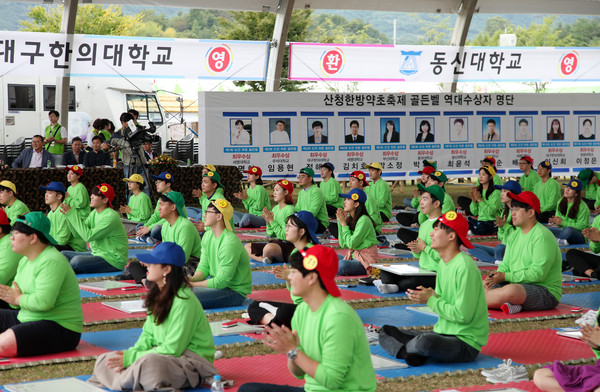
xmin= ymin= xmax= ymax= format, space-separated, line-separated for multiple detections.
xmin=289 ymin=43 xmax=600 ymax=83
xmin=0 ymin=31 xmax=269 ymax=80
xmin=198 ymin=92 xmax=600 ymax=180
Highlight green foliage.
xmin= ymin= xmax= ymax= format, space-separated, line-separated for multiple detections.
xmin=417 ymin=14 xmax=452 ymax=45
xmin=308 ymin=14 xmax=390 ymax=44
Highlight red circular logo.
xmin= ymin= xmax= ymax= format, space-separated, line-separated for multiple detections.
xmin=207 ymin=46 xmax=231 ymax=73
xmin=559 ymin=52 xmax=579 ymax=77
xmin=321 ymin=49 xmax=344 ymax=75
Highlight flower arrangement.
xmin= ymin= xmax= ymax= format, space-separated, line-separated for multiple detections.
xmin=149 ymin=154 xmax=177 ymax=171
xmin=0 ymin=160 xmax=7 ymax=170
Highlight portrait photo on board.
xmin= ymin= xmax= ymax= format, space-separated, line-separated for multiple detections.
xmin=579 ymin=117 xmax=596 ymax=140
xmin=415 ymin=117 xmax=435 ymax=143
xmin=514 ymin=117 xmax=533 ymax=141
xmin=230 ymin=119 xmax=252 ymax=145
xmin=307 ymin=118 xmax=329 ymax=144
xmin=344 ymin=118 xmax=365 ymax=144
xmin=269 ymin=118 xmax=291 ymax=145
xmin=380 ymin=118 xmax=400 ymax=143
xmin=547 ymin=117 xmax=565 ymax=141
xmin=449 ymin=117 xmax=468 ymax=142
xmin=482 ymin=117 xmax=501 ymax=141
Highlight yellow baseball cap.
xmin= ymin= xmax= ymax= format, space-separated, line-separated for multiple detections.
xmin=210 ymin=199 xmax=233 ymax=232
xmin=365 ymin=162 xmax=383 ymax=171
xmin=204 ymin=164 xmax=216 ymax=172
xmin=123 ymin=174 xmax=144 ymax=185
xmin=0 ymin=180 xmax=17 ymax=194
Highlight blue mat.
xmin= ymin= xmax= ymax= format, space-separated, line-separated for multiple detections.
xmin=77 ymin=271 xmax=121 ymax=280
xmin=561 ymin=292 xmax=600 ymax=310
xmin=128 ymin=248 xmax=152 ymax=258
xmin=370 ymin=344 xmax=504 ymax=378
xmin=252 ymin=271 xmax=283 ymax=285
xmin=204 ymin=298 xmax=253 ymax=314
xmin=80 ymin=289 xmax=100 ymax=299
xmin=82 ymin=328 xmax=253 ymax=351
xmin=250 ymin=260 xmax=285 ymax=268
xmin=356 ymin=305 xmax=437 ymax=328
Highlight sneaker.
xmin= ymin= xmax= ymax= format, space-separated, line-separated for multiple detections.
xmin=557 ymin=238 xmax=569 ymax=246
xmin=214 ymin=350 xmax=223 ymax=360
xmin=575 ymin=310 xmax=598 ymax=326
xmin=485 ymin=362 xmax=528 ymax=384
xmin=262 ymin=257 xmax=273 ymax=264
xmin=481 ymin=359 xmax=514 ymax=377
xmin=364 ymin=325 xmax=379 ymax=344
xmin=501 ymin=302 xmax=523 ymax=315
xmin=146 ymin=237 xmax=157 ymax=245
xmin=377 ymin=236 xmax=390 ymax=247
xmin=358 ymin=276 xmax=376 ymax=286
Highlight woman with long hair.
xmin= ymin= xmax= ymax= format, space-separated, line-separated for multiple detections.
xmin=89 ymin=242 xmax=218 ymax=391
xmin=416 ymin=120 xmax=434 ymax=143
xmin=319 ymin=163 xmax=343 ymax=218
xmin=336 ymin=188 xmax=379 ymax=276
xmin=548 ymin=179 xmax=590 ymax=245
xmin=548 ymin=119 xmax=564 ymax=140
xmin=233 ymin=166 xmax=270 ymax=228
xmin=467 ymin=166 xmax=502 ymax=235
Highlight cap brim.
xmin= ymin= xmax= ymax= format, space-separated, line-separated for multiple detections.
xmin=137 ymin=252 xmax=163 ymax=265
xmin=508 ymin=192 xmax=540 ymax=214
xmin=323 ymin=279 xmax=341 ymax=297
xmin=308 ymin=229 xmax=320 ymax=245
xmin=459 ymin=234 xmax=474 ymax=249
xmin=417 ymin=183 xmax=427 ymax=193
xmin=46 ymin=233 xmax=58 ymax=245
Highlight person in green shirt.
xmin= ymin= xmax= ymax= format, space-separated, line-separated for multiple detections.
xmin=64 ymin=165 xmax=90 ymax=221
xmin=61 ymin=183 xmax=128 ymax=273
xmin=480 ymin=156 xmax=503 ymax=186
xmin=319 ymin=163 xmax=343 ymax=218
xmin=565 ymin=214 xmax=600 ymax=279
xmin=238 ymin=245 xmax=377 ymax=392
xmin=44 ymin=110 xmax=68 ymax=163
xmin=246 ymin=179 xmax=297 ymax=264
xmin=518 ymin=155 xmax=541 ymax=192
xmin=365 ymin=161 xmax=392 ymax=222
xmin=120 ymin=174 xmax=152 ymax=224
xmin=136 ymin=171 xmax=175 ymax=243
xmin=0 ymin=212 xmax=82 ymax=357
xmin=336 ymin=188 xmax=379 ymax=276
xmin=191 ymin=171 xmax=234 ymax=232
xmin=376 ymin=184 xmax=444 ymax=294
xmin=233 ymin=166 xmax=269 ymax=228
xmin=0 ymin=180 xmax=30 ymax=225
xmin=88 ymin=242 xmax=218 ymax=391
xmin=578 ymin=168 xmax=600 ymax=211
xmin=379 ymin=211 xmax=488 ymax=366
xmin=0 ymin=209 xmax=21 ymax=309
xmin=548 ymin=179 xmax=590 ymax=245
xmin=39 ymin=182 xmax=87 ymax=253
xmin=296 ymin=167 xmax=329 ymax=234
xmin=533 ymin=160 xmax=561 ymax=223
xmin=467 ymin=166 xmax=502 ymax=235
xmin=191 ymin=199 xmax=251 ymax=309
xmin=398 ymin=165 xmax=435 ymax=226
xmin=348 ymin=170 xmax=382 ymax=234
xmin=485 ymin=191 xmax=562 ymax=315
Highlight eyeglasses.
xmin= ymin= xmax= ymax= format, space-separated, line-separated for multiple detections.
xmin=205 ymin=210 xmax=220 ymax=215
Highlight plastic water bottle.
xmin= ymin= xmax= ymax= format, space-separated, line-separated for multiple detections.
xmin=187 ymin=158 xmax=191 ymax=167
xmin=210 ymin=375 xmax=224 ymax=392
xmin=46 ymin=160 xmax=51 ymax=168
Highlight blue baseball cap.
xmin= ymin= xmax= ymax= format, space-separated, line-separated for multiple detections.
xmin=39 ymin=181 xmax=66 ymax=193
xmin=292 ymin=210 xmax=320 ymax=245
xmin=495 ymin=180 xmax=522 ymax=195
xmin=320 ymin=162 xmax=335 ymax=172
xmin=339 ymin=188 xmax=367 ymax=204
xmin=151 ymin=172 xmax=174 ymax=183
xmin=138 ymin=242 xmax=186 ymax=267
xmin=564 ymin=179 xmax=583 ymax=191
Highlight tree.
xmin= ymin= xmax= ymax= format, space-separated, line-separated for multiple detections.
xmin=308 ymin=14 xmax=390 ymax=44
xmin=417 ymin=14 xmax=452 ymax=45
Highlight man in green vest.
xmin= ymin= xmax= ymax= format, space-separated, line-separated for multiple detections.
xmin=44 ymin=110 xmax=68 ymax=164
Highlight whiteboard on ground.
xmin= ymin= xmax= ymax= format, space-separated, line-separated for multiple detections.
xmin=197 ymin=92 xmax=600 ymax=180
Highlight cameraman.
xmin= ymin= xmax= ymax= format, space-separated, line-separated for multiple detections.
xmin=110 ymin=113 xmax=149 ymax=194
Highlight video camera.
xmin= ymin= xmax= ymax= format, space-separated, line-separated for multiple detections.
xmin=126 ymin=120 xmax=157 ymax=148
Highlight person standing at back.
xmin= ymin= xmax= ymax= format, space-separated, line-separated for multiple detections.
xmin=44 ymin=110 xmax=67 ymax=165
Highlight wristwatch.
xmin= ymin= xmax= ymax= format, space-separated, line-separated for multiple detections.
xmin=287 ymin=347 xmax=299 ymax=361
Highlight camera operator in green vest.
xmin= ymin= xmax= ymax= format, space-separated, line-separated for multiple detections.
xmin=44 ymin=110 xmax=68 ymax=165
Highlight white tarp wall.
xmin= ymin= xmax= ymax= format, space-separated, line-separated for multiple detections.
xmin=198 ymin=92 xmax=600 ymax=180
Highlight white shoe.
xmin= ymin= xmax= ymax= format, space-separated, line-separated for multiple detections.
xmin=484 ymin=360 xmax=528 ymax=383
xmin=481 ymin=358 xmax=514 ymax=377
xmin=468 ymin=230 xmax=474 ymax=236
xmin=364 ymin=325 xmax=379 ymax=344
xmin=575 ymin=310 xmax=598 ymax=326
xmin=557 ymin=238 xmax=569 ymax=246
xmin=494 ymin=259 xmax=502 ymax=265
xmin=262 ymin=257 xmax=273 ymax=264
xmin=214 ymin=350 xmax=223 ymax=360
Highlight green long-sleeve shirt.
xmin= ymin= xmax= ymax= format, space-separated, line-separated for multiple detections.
xmin=584 ymin=173 xmax=600 ymax=201
xmin=418 ymin=191 xmax=455 ymax=225
xmin=5 ymin=199 xmax=29 ymax=225
xmin=365 ymin=193 xmax=382 ymax=235
xmin=65 ymin=183 xmax=90 ymax=221
xmin=48 ymin=207 xmax=87 ymax=252
xmin=497 ymin=212 xmax=516 ymax=243
xmin=413 ymin=217 xmax=442 ymax=272
xmin=0 ymin=235 xmax=22 ymax=287
xmin=267 ymin=204 xmax=295 ymax=239
xmin=470 ymin=188 xmax=502 ymax=221
xmin=366 ymin=179 xmax=392 ymax=220
xmin=427 ymin=252 xmax=489 ymax=351
xmin=590 ymin=215 xmax=600 ymax=254
xmin=291 ymin=295 xmax=377 ymax=392
xmin=533 ymin=178 xmax=561 ymax=213
xmin=555 ymin=200 xmax=590 ymax=231
xmin=320 ymin=178 xmax=343 ymax=209
xmin=13 ymin=246 xmax=82 ymax=333
xmin=519 ymin=171 xmax=541 ymax=192
xmin=161 ymin=216 xmax=202 ymax=262
xmin=296 ymin=185 xmax=329 ymax=229
xmin=66 ymin=207 xmax=128 ymax=270
xmin=123 ymin=286 xmax=215 ymax=367
xmin=126 ymin=192 xmax=152 ymax=223
xmin=499 ymin=222 xmax=562 ymax=301
xmin=197 ymin=229 xmax=251 ymax=297
xmin=337 ymin=215 xmax=378 ymax=251
xmin=242 ymin=184 xmax=270 ymax=216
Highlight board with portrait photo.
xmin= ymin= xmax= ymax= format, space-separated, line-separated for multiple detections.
xmin=344 ymin=118 xmax=365 ymax=144
xmin=269 ymin=118 xmax=291 ymax=145
xmin=547 ymin=117 xmax=565 ymax=141
xmin=514 ymin=117 xmax=533 ymax=141
xmin=229 ymin=118 xmax=253 ymax=145
xmin=482 ymin=117 xmax=501 ymax=141
xmin=380 ymin=118 xmax=400 ymax=143
xmin=449 ymin=117 xmax=468 ymax=142
xmin=578 ymin=117 xmax=596 ymax=140
xmin=307 ymin=118 xmax=329 ymax=144
xmin=415 ymin=117 xmax=435 ymax=143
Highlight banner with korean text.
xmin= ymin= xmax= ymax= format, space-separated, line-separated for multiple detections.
xmin=0 ymin=31 xmax=269 ymax=80
xmin=198 ymin=92 xmax=600 ymax=180
xmin=289 ymin=43 xmax=600 ymax=83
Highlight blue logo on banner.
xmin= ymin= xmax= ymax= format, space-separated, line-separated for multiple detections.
xmin=399 ymin=51 xmax=422 ymax=76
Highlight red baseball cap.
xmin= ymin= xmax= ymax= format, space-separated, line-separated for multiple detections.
xmin=276 ymin=179 xmax=294 ymax=204
xmin=418 ymin=166 xmax=436 ymax=175
xmin=482 ymin=156 xmax=496 ymax=166
xmin=508 ymin=191 xmax=541 ymax=214
xmin=437 ymin=211 xmax=473 ymax=249
xmin=520 ymin=155 xmax=533 ymax=165
xmin=96 ymin=183 xmax=115 ymax=208
xmin=0 ymin=209 xmax=8 ymax=226
xmin=300 ymin=245 xmax=340 ymax=297
xmin=65 ymin=165 xmax=83 ymax=177
xmin=350 ymin=171 xmax=369 ymax=185
xmin=244 ymin=166 xmax=262 ymax=177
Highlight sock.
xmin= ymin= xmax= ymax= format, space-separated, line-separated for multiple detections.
xmin=501 ymin=302 xmax=522 ymax=315
xmin=259 ymin=302 xmax=278 ymax=316
xmin=373 ymin=279 xmax=383 ymax=287
xmin=377 ymin=284 xmax=399 ymax=294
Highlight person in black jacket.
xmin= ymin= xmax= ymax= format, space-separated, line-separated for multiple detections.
xmin=83 ymin=136 xmax=111 ymax=167
xmin=62 ymin=137 xmax=86 ymax=166
xmin=344 ymin=120 xmax=365 ymax=143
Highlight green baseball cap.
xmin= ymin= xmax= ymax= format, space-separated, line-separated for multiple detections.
xmin=417 ymin=183 xmax=445 ymax=205
xmin=422 ymin=160 xmax=437 ymax=170
xmin=203 ymin=171 xmax=224 ymax=189
xmin=578 ymin=168 xmax=593 ymax=183
xmin=160 ymin=191 xmax=187 ymax=218
xmin=300 ymin=167 xmax=315 ymax=178
xmin=16 ymin=212 xmax=57 ymax=245
xmin=429 ymin=170 xmax=448 ymax=184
